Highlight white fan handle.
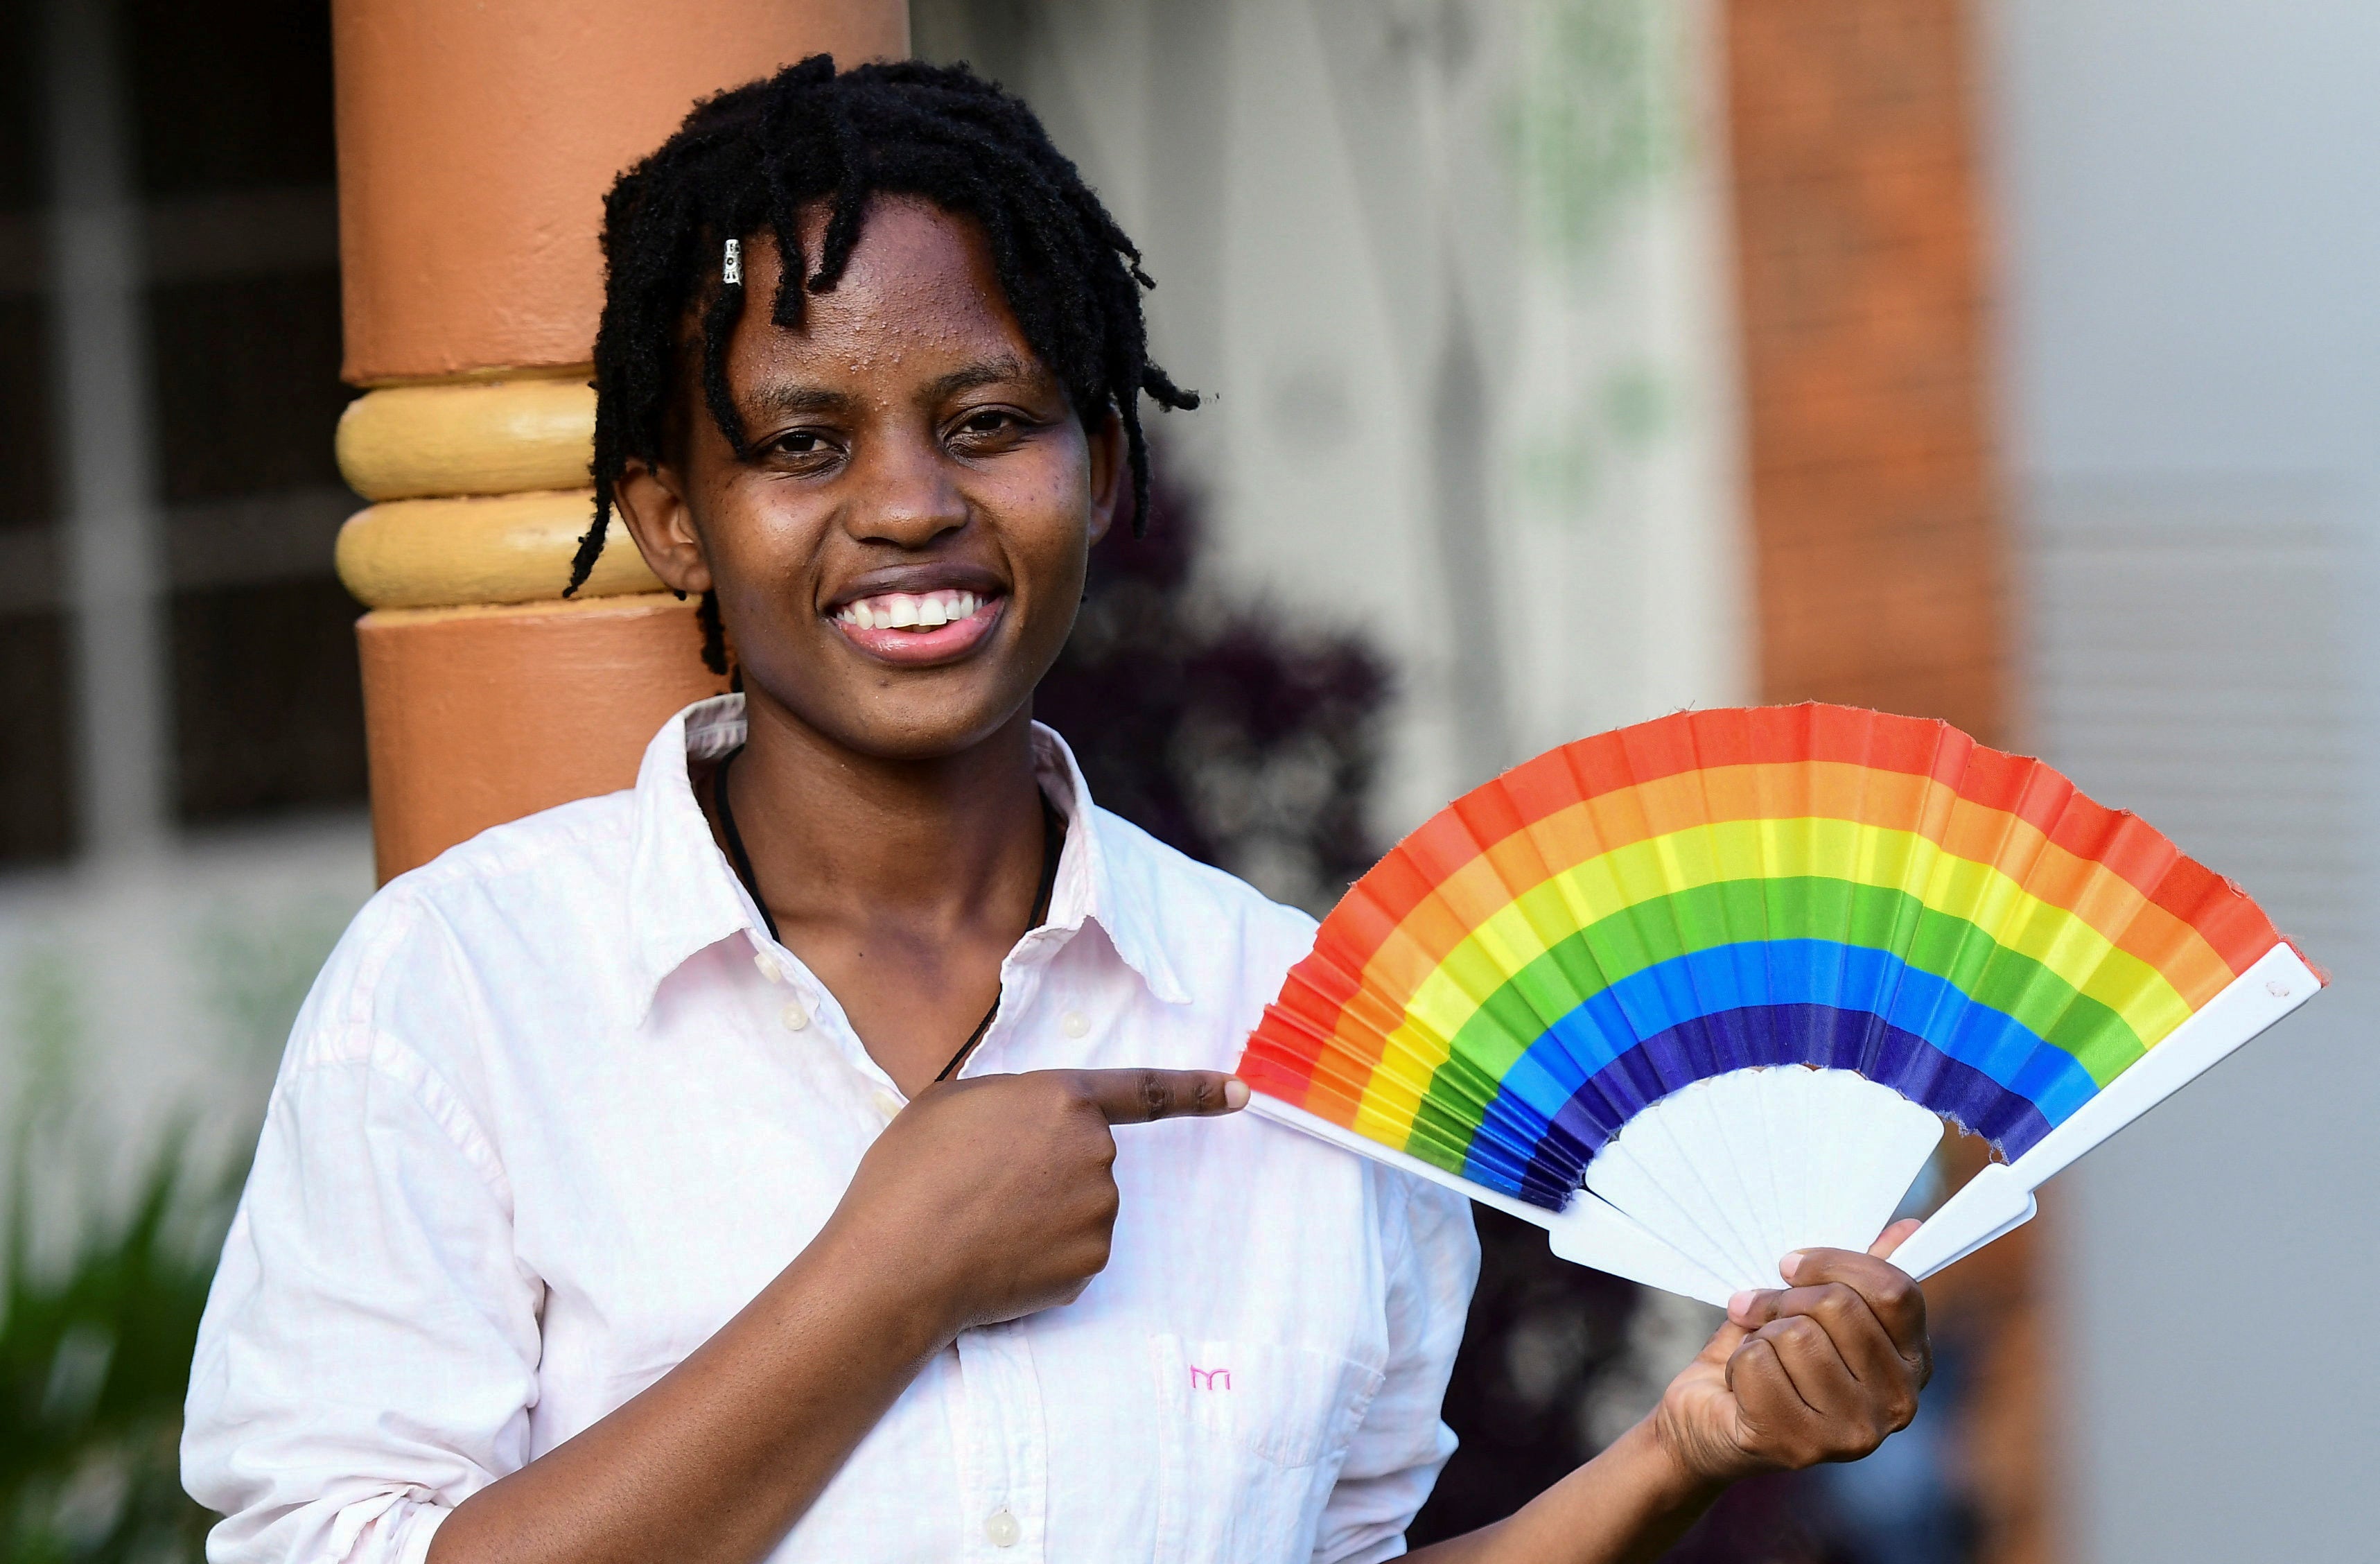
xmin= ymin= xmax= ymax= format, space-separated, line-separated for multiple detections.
xmin=1893 ymin=941 xmax=2321 ymax=1282
xmin=1243 ymin=1095 xmax=1740 ymax=1306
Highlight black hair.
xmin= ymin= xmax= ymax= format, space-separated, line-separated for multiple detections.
xmin=568 ymin=55 xmax=1200 ymax=674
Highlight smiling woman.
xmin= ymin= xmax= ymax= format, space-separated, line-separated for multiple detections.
xmin=181 ymin=55 xmax=1933 ymax=1564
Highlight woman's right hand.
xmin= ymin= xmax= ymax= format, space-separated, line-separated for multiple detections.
xmin=431 ymin=1068 xmax=1243 ymax=1564
xmin=824 ymin=1068 xmax=1248 ymax=1335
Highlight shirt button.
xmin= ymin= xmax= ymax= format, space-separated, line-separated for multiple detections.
xmin=780 ymin=1001 xmax=809 ymax=1032
xmin=1060 ymin=1010 xmax=1090 ymax=1039
xmin=753 ymin=951 xmax=784 ymax=983
xmin=869 ymin=1088 xmax=902 ymax=1120
xmin=983 ymin=1509 xmax=1021 ymax=1548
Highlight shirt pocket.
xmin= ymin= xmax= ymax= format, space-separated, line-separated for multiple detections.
xmin=1148 ymin=1333 xmax=1386 ymax=1563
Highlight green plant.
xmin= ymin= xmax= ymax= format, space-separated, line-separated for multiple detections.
xmin=0 ymin=1131 xmax=230 ymax=1563
xmin=0 ymin=896 xmax=344 ymax=1563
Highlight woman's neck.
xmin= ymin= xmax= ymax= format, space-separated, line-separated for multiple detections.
xmin=708 ymin=688 xmax=1055 ymax=1095
xmin=724 ymin=688 xmax=1050 ymax=935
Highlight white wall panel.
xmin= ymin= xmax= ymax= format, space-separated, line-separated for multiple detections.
xmin=1993 ymin=0 xmax=2380 ymax=1554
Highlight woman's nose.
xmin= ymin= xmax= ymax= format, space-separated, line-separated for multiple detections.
xmin=845 ymin=440 xmax=966 ymax=548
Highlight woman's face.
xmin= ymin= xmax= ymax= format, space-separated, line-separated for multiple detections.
xmin=615 ymin=196 xmax=1123 ymax=761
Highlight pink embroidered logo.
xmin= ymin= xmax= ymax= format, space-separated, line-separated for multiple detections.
xmin=1188 ymin=1365 xmax=1232 ymax=1391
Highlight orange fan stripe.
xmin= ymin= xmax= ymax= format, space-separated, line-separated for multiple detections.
xmin=1365 ymin=765 xmax=2235 ymax=1006
xmin=1328 ymin=707 xmax=2271 ymax=980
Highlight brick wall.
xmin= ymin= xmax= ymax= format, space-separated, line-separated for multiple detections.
xmin=1723 ymin=6 xmax=2045 ymax=1564
xmin=1725 ymin=0 xmax=2007 ymax=742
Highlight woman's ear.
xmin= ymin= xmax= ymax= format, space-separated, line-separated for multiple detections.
xmin=612 ymin=458 xmax=715 ymax=596
xmin=1085 ymin=408 xmax=1128 ymax=545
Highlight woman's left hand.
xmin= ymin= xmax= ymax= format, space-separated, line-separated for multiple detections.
xmin=1402 ymin=1221 xmax=1934 ymax=1564
xmin=1651 ymin=1220 xmax=1932 ymax=1487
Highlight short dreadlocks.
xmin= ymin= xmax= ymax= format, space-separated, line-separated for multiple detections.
xmin=568 ymin=55 xmax=1200 ymax=673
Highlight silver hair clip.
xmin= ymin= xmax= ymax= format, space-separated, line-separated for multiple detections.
xmin=722 ymin=238 xmax=743 ymax=286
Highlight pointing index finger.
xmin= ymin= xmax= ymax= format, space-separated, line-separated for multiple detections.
xmin=1074 ymin=1069 xmax=1250 ymax=1124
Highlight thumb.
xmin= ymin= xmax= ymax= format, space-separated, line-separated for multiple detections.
xmin=1700 ymin=1317 xmax=1749 ymax=1363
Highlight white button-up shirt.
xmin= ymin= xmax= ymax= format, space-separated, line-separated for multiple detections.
xmin=184 ymin=697 xmax=1479 ymax=1564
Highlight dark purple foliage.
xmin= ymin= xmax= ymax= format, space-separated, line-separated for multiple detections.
xmin=1035 ymin=474 xmax=1389 ymax=914
xmin=1407 ymin=1208 xmax=1646 ymax=1542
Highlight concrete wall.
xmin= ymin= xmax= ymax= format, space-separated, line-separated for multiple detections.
xmin=1990 ymin=2 xmax=2380 ymax=1556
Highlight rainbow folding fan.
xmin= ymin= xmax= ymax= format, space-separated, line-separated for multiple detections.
xmin=1238 ymin=704 xmax=2322 ymax=1306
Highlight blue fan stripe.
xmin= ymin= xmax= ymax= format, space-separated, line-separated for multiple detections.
xmin=1445 ymin=941 xmax=2097 ymax=1206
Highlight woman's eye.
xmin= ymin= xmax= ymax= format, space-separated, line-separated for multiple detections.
xmin=767 ymin=430 xmax=836 ymax=461
xmin=955 ymin=410 xmax=1026 ymax=441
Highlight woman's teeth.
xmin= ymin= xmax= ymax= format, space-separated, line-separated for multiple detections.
xmin=834 ymin=589 xmax=986 ymax=632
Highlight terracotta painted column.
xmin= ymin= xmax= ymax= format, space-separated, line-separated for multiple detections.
xmin=329 ymin=0 xmax=909 ymax=881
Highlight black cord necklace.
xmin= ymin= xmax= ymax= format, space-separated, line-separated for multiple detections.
xmin=712 ymin=742 xmax=1066 ymax=1083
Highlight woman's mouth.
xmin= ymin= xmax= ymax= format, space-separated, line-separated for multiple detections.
xmin=828 ymin=587 xmax=1003 ymax=663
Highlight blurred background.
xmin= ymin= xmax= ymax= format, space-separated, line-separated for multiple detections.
xmin=2 ymin=1 xmax=2374 ymax=1560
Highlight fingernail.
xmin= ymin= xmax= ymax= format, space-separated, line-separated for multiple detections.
xmin=1727 ymin=1289 xmax=1757 ymax=1319
xmin=1223 ymin=1077 xmax=1250 ymax=1111
xmin=1780 ymin=1251 xmax=1806 ymax=1283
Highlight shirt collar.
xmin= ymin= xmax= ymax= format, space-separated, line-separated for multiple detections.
xmin=620 ymin=695 xmax=1191 ymax=1022
xmin=1028 ymin=718 xmax=1192 ymax=1006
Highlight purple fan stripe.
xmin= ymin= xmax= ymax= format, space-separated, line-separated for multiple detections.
xmin=1503 ymin=1005 xmax=2055 ymax=1210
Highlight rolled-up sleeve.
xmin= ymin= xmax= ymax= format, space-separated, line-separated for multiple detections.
xmin=184 ymin=904 xmax=539 ymax=1564
xmin=1313 ymin=1172 xmax=1481 ymax=1564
